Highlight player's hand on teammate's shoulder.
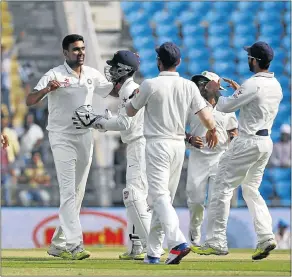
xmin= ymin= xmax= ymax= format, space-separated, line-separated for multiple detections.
xmin=205 ymin=127 xmax=218 ymax=149
xmin=46 ymin=80 xmax=61 ymax=92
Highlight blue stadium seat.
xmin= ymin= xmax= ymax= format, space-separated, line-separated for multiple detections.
xmin=280 ymin=199 xmax=291 ymax=207
xmin=271 ymin=168 xmax=291 ymax=182
xmin=132 ymin=36 xmax=155 ymax=51
xmin=259 ymin=180 xmax=274 ymax=200
xmin=141 ymin=2 xmax=164 ymax=15
xmin=212 ymin=48 xmax=235 ymax=61
xmin=208 ymin=24 xmax=231 ymax=37
xmin=230 ymin=11 xmax=255 ymax=25
xmin=213 ymin=1 xmax=238 ymax=12
xmin=183 ymin=36 xmax=206 ymax=48
xmin=151 ymin=10 xmax=175 ymax=25
xmin=125 ymin=11 xmax=149 ymax=25
xmin=232 ymin=35 xmax=256 ymax=50
xmin=277 ymin=76 xmax=290 ymax=91
xmin=282 ymin=36 xmax=290 ymax=50
xmin=275 ymin=181 xmax=291 ymax=200
xmin=237 ymin=2 xmax=261 ymax=11
xmin=204 ymin=10 xmax=228 ymax=24
xmin=262 ymin=1 xmax=286 ymax=11
xmin=213 ymin=61 xmax=236 ymax=76
xmin=286 ymin=24 xmax=291 ymax=35
xmin=177 ymin=63 xmax=187 ymax=76
xmin=182 ymin=24 xmax=205 ymax=37
xmin=165 ymin=2 xmax=189 ymax=15
xmin=129 ymin=24 xmax=152 ymax=38
xmin=234 ymin=24 xmax=257 ymax=37
xmin=185 ymin=48 xmax=208 ymax=60
xmin=121 ymin=2 xmax=142 ymax=15
xmin=269 ymin=61 xmax=285 ymax=75
xmin=156 ymin=24 xmax=178 ymax=37
xmin=285 ymin=62 xmax=291 ymax=75
xmin=208 ymin=35 xmax=230 ymax=49
xmin=257 ymin=35 xmax=280 ymax=49
xmin=284 ymin=12 xmax=291 ymax=25
xmin=260 ymin=25 xmax=284 ymax=37
xmin=271 ymin=131 xmax=281 ymax=142
xmin=256 ymin=12 xmax=282 ymax=25
xmin=189 ymin=2 xmax=212 ymax=14
xmin=177 ymin=11 xmax=203 ymax=25
xmin=156 ymin=36 xmax=182 ymax=48
xmin=139 ymin=61 xmax=159 ymax=78
xmin=188 ymin=60 xmax=211 ymax=75
xmin=272 ymin=48 xmax=287 ymax=63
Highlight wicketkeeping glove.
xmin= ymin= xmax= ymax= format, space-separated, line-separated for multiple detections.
xmin=72 ymin=105 xmax=105 ymax=130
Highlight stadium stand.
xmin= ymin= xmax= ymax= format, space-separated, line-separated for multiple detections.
xmin=121 ymin=1 xmax=291 ymax=207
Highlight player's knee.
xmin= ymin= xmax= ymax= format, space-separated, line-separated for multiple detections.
xmin=123 ymin=187 xmax=143 ymax=207
xmin=242 ymin=185 xmax=260 ymax=199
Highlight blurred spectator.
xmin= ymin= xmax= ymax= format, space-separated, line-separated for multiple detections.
xmin=269 ymin=124 xmax=291 ymax=168
xmin=113 ymin=138 xmax=127 ymax=187
xmin=1 ymin=32 xmax=24 ymax=115
xmin=18 ymin=151 xmax=51 ymax=206
xmin=28 ymin=102 xmax=49 ymax=131
xmin=275 ymin=219 xmax=291 ymax=249
xmin=18 ymin=61 xmax=34 ymax=97
xmin=18 ymin=112 xmax=44 ymax=163
xmin=1 ymin=105 xmax=20 ymax=205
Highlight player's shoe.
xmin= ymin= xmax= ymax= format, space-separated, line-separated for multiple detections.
xmin=71 ymin=244 xmax=91 ymax=260
xmin=190 ymin=243 xmax=201 ymax=253
xmin=165 ymin=243 xmax=191 ymax=264
xmin=252 ymin=238 xmax=277 ymax=260
xmin=144 ymin=255 xmax=160 ymax=264
xmin=119 ymin=251 xmax=145 ymax=260
xmin=47 ymin=245 xmax=73 ymax=259
xmin=192 ymin=243 xmax=229 ymax=256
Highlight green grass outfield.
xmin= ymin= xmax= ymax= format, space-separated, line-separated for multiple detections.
xmin=1 ymin=247 xmax=291 ymax=276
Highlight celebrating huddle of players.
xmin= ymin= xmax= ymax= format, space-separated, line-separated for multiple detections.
xmin=28 ymin=34 xmax=282 ymax=263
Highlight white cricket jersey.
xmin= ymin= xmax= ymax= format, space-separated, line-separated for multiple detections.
xmin=103 ymin=77 xmax=143 ymax=144
xmin=34 ymin=61 xmax=113 ymax=134
xmin=187 ymin=100 xmax=238 ymax=155
xmin=131 ymin=71 xmax=207 ymax=140
xmin=216 ymin=72 xmax=283 ymax=136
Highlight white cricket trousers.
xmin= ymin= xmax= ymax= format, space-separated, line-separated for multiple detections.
xmin=146 ymin=139 xmax=187 ymax=256
xmin=186 ymin=150 xmax=222 ymax=246
xmin=205 ymin=135 xmax=275 ymax=249
xmin=124 ymin=137 xmax=151 ymax=252
xmin=48 ymin=131 xmax=93 ymax=251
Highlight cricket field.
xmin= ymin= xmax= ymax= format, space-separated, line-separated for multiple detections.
xmin=1 ymin=247 xmax=291 ymax=276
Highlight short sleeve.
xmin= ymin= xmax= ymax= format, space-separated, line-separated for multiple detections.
xmin=34 ymin=69 xmax=55 ymax=91
xmin=131 ymin=80 xmax=153 ymax=110
xmin=190 ymin=83 xmax=207 ymax=114
xmin=226 ymin=112 xmax=238 ymax=130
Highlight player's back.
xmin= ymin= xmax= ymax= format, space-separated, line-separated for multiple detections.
xmin=141 ymin=72 xmax=206 ymax=140
xmin=238 ymin=72 xmax=283 ymax=136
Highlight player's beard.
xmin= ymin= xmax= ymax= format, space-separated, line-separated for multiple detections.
xmin=248 ymin=60 xmax=254 ymax=72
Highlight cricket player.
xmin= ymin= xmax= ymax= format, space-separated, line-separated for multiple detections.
xmin=193 ymin=41 xmax=282 ymax=260
xmin=125 ymin=42 xmax=218 ymax=264
xmin=72 ymin=50 xmax=164 ymax=260
xmin=26 ymin=34 xmax=116 ymax=260
xmin=185 ymin=71 xmax=238 ymax=252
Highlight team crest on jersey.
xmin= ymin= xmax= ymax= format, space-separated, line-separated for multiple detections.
xmin=87 ymin=79 xmax=92 ymax=84
xmin=60 ymin=78 xmax=70 ymax=87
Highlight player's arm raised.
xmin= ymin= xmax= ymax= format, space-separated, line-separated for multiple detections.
xmin=26 ymin=70 xmax=60 ymax=106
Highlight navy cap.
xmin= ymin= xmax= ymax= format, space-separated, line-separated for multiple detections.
xmin=155 ymin=42 xmax=181 ymax=67
xmin=106 ymin=50 xmax=140 ymax=71
xmin=243 ymin=41 xmax=274 ymax=63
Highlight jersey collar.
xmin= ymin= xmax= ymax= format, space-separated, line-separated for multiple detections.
xmin=253 ymin=72 xmax=274 ymax=78
xmin=158 ymin=71 xmax=179 ymax=76
xmin=64 ymin=61 xmax=84 ymax=77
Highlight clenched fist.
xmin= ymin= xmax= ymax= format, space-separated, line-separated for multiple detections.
xmin=46 ymin=80 xmax=61 ymax=92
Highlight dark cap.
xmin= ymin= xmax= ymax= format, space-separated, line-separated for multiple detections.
xmin=155 ymin=42 xmax=181 ymax=67
xmin=106 ymin=50 xmax=140 ymax=71
xmin=243 ymin=41 xmax=274 ymax=63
